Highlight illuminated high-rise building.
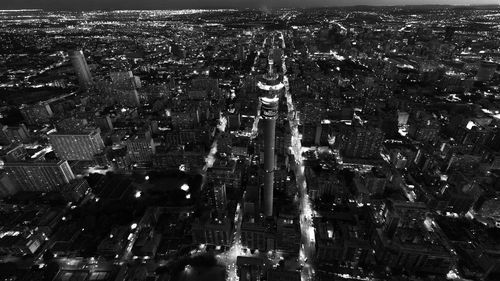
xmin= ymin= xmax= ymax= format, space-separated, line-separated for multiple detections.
xmin=342 ymin=126 xmax=385 ymax=159
xmin=110 ymin=70 xmax=141 ymax=106
xmin=3 ymin=160 xmax=75 ymax=192
xmin=70 ymin=50 xmax=93 ymax=89
xmin=125 ymin=134 xmax=155 ymax=163
xmin=48 ymin=130 xmax=105 ymax=161
xmin=258 ymin=50 xmax=284 ymax=217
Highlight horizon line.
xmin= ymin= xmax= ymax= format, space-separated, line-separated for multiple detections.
xmin=0 ymin=3 xmax=499 ymax=12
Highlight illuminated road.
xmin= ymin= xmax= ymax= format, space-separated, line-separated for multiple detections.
xmin=203 ymin=115 xmax=227 ymax=172
xmin=201 ymin=114 xmax=245 ymax=281
xmin=279 ymin=31 xmax=316 ymax=281
xmin=286 ymin=79 xmax=316 ymax=281
xmin=250 ymin=48 xmax=262 ymax=140
xmin=250 ymin=105 xmax=261 ymax=140
xmin=217 ymin=201 xmax=245 ymax=281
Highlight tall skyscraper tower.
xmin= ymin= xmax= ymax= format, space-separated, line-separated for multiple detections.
xmin=48 ymin=129 xmax=105 ymax=161
xmin=70 ymin=50 xmax=93 ymax=89
xmin=3 ymin=160 xmax=75 ymax=192
xmin=258 ymin=51 xmax=284 ymax=217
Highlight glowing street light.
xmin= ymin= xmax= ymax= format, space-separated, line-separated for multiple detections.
xmin=145 ymin=176 xmax=150 ymax=181
xmin=180 ymin=184 xmax=190 ymax=192
xmin=186 ymin=194 xmax=191 ymax=199
xmin=134 ymin=191 xmax=142 ymax=198
xmin=130 ymin=223 xmax=137 ymax=230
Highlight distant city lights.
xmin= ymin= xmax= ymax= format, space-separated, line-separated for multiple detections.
xmin=1 ymin=8 xmax=496 ymax=281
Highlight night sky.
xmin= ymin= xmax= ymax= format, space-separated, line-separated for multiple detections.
xmin=0 ymin=0 xmax=497 ymax=10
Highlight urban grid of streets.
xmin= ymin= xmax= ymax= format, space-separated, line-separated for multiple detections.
xmin=20 ymin=29 xmax=317 ymax=281
xmin=4 ymin=6 xmax=500 ymax=281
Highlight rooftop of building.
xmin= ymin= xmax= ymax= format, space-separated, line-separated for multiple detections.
xmin=3 ymin=159 xmax=68 ymax=167
xmin=236 ymin=256 xmax=263 ymax=266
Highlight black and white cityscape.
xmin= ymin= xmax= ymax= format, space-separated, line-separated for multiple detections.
xmin=1 ymin=2 xmax=500 ymax=281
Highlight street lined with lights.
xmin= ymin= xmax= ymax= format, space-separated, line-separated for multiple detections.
xmin=279 ymin=30 xmax=316 ymax=281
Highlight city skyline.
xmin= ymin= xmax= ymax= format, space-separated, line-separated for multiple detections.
xmin=1 ymin=5 xmax=500 ymax=281
xmin=0 ymin=0 xmax=498 ymax=10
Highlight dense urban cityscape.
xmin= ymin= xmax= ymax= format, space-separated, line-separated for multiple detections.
xmin=1 ymin=4 xmax=500 ymax=281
